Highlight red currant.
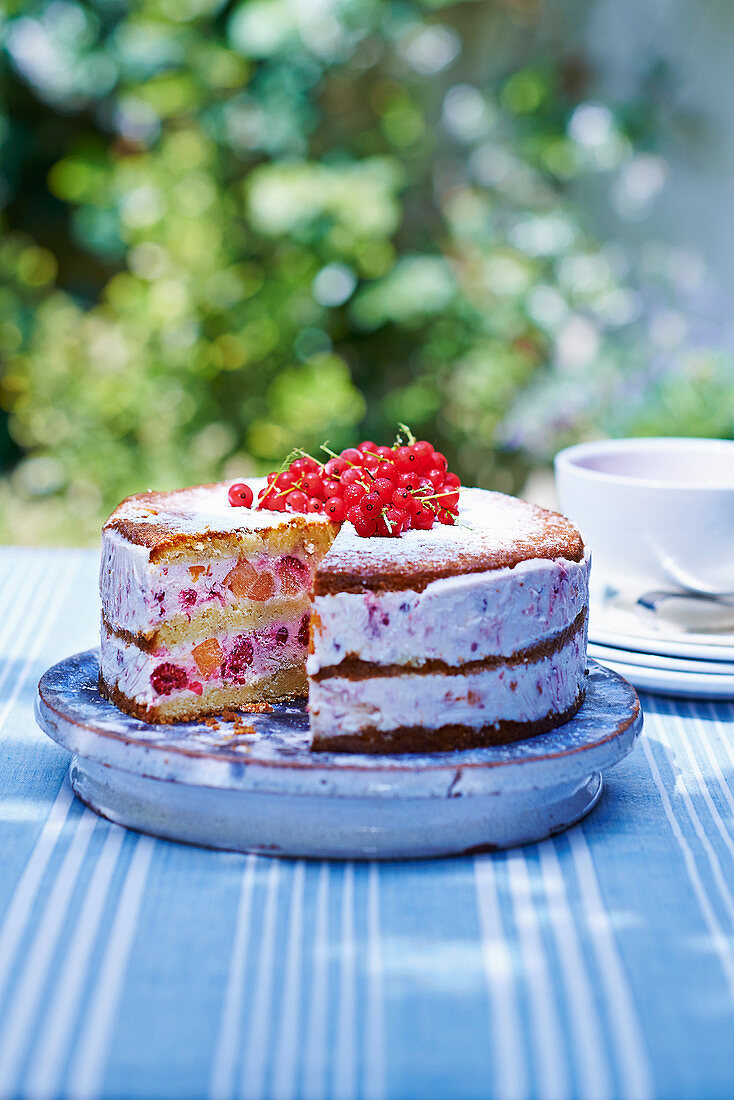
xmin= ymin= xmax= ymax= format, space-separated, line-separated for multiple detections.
xmin=412 ymin=441 xmax=435 ymax=466
xmin=438 ymin=508 xmax=456 ymax=525
xmin=324 ymin=457 xmax=348 ymax=479
xmin=340 ymin=447 xmax=363 ymax=466
xmin=443 ymin=472 xmax=461 ymax=490
xmin=341 ymin=466 xmax=365 ymax=487
xmin=228 ymin=482 xmax=254 ymax=508
xmin=291 ymin=456 xmax=318 ymax=474
xmin=413 ymin=503 xmax=435 ymax=529
xmin=361 ymin=452 xmax=380 ymax=472
xmin=360 ymin=492 xmax=381 ymax=517
xmin=322 ymin=477 xmax=341 ymax=498
xmin=375 ymin=461 xmax=398 ymax=483
xmin=343 ymin=483 xmax=367 ymax=508
xmin=427 ymin=468 xmax=444 ymax=489
xmin=346 ymin=505 xmax=364 ymax=528
xmin=353 ymin=513 xmax=377 ymax=538
xmin=374 ymin=478 xmax=396 ymax=504
xmin=324 ymin=496 xmax=345 ymax=522
xmin=301 ymin=472 xmax=324 ymax=498
xmin=358 ymin=440 xmax=378 ymax=455
xmin=397 ymin=472 xmax=420 ymax=491
xmin=286 ymin=489 xmax=308 ymax=512
xmin=376 ymin=446 xmax=394 ymax=461
xmin=395 ymin=446 xmax=418 ymax=472
xmin=306 ymin=497 xmax=323 ymax=513
xmin=430 ymin=451 xmax=448 ymax=473
xmin=436 ymin=489 xmax=459 ymax=509
xmin=392 ymin=487 xmax=412 ymax=509
xmin=276 ymin=471 xmax=297 ymax=490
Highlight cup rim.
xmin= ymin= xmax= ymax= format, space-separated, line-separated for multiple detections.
xmin=554 ymin=437 xmax=734 ymax=491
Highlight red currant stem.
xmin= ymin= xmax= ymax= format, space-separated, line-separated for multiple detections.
xmin=279 ymin=450 xmax=300 ymax=472
xmin=394 ymin=421 xmax=416 ymax=447
xmin=291 ymin=446 xmax=323 ymax=466
xmin=382 ymin=506 xmax=393 ymax=534
xmin=261 ymin=485 xmax=296 ymax=505
xmin=413 ymin=489 xmax=459 ymax=503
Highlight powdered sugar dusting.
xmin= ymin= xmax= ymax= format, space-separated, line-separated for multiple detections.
xmin=319 ymin=488 xmax=583 ymax=579
xmin=104 ymin=478 xmax=332 ymax=549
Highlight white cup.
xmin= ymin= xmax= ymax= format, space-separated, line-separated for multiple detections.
xmin=554 ymin=437 xmax=734 ymax=597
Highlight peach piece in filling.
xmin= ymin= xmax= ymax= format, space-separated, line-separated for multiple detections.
xmin=192 ymin=637 xmax=223 ymax=677
xmin=224 ymin=559 xmax=274 ymax=601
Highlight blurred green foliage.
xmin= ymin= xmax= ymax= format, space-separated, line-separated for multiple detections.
xmin=1 ymin=0 xmax=732 ymax=543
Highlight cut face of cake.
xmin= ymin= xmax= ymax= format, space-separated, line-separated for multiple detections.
xmin=100 ymin=481 xmax=589 ymax=750
xmin=100 ymin=483 xmax=337 ymax=721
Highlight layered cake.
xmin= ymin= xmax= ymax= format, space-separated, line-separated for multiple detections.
xmin=100 ymin=438 xmax=589 ymax=751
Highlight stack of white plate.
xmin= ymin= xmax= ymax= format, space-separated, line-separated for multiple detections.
xmin=588 ymin=591 xmax=734 ymax=699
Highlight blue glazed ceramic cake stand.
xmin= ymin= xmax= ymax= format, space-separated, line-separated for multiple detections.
xmin=35 ymin=652 xmax=641 ymax=859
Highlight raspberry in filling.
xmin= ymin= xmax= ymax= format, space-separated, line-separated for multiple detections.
xmin=151 ymin=662 xmax=188 ymax=696
xmin=221 ymin=635 xmax=254 ymax=683
xmin=277 ymin=556 xmax=309 ymax=596
xmin=275 ymin=626 xmax=289 ymax=644
xmin=298 ymin=614 xmax=310 ymax=648
xmin=180 ymin=588 xmax=197 ymax=608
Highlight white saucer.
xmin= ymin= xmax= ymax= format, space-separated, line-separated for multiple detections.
xmin=589 ymin=592 xmax=734 ymax=663
xmin=35 ymin=650 xmax=642 ymax=859
xmin=587 ymin=648 xmax=734 ymax=699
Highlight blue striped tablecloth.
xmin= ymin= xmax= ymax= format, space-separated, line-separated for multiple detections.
xmin=1 ymin=546 xmax=733 ymax=1100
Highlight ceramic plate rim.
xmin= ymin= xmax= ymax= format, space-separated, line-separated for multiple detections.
xmin=588 ymin=641 xmax=734 ymax=677
xmin=36 ymin=650 xmax=642 ymax=797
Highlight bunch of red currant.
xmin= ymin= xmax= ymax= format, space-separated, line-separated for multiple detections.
xmin=228 ymin=437 xmax=461 ymax=538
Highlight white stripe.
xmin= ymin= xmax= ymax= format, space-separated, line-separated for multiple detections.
xmin=0 ymin=556 xmax=79 ymax=1015
xmin=24 ymin=824 xmax=126 ymax=1100
xmin=0 ymin=808 xmax=98 ymax=1093
xmin=0 ymin=556 xmax=43 ymax=657
xmin=333 ymin=862 xmax=357 ymax=1100
xmin=0 ymin=556 xmax=65 ymax=709
xmin=474 ymin=856 xmax=528 ymax=1100
xmin=705 ymin=701 xmax=734 ymax=776
xmin=0 ymin=778 xmax=74 ymax=1011
xmin=506 ymin=853 xmax=569 ymax=1100
xmin=642 ymin=710 xmax=734 ymax=997
xmin=66 ymin=835 xmax=155 ymax=1100
xmin=537 ymin=840 xmax=613 ymax=1100
xmin=0 ymin=556 xmax=79 ymax=736
xmin=568 ymin=829 xmax=654 ymax=1100
xmin=302 ymin=863 xmax=330 ymax=1100
xmin=364 ymin=863 xmax=385 ymax=1100
xmin=241 ymin=859 xmax=281 ymax=1100
xmin=208 ymin=855 xmax=257 ymax=1100
xmin=683 ymin=703 xmax=734 ymax=828
xmin=271 ymin=860 xmax=306 ymax=1100
xmin=662 ymin=702 xmax=734 ymax=871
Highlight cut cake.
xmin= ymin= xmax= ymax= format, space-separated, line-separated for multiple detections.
xmin=100 ymin=479 xmax=589 ymax=752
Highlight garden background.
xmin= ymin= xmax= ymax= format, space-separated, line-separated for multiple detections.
xmin=2 ymin=0 xmax=734 ymax=544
